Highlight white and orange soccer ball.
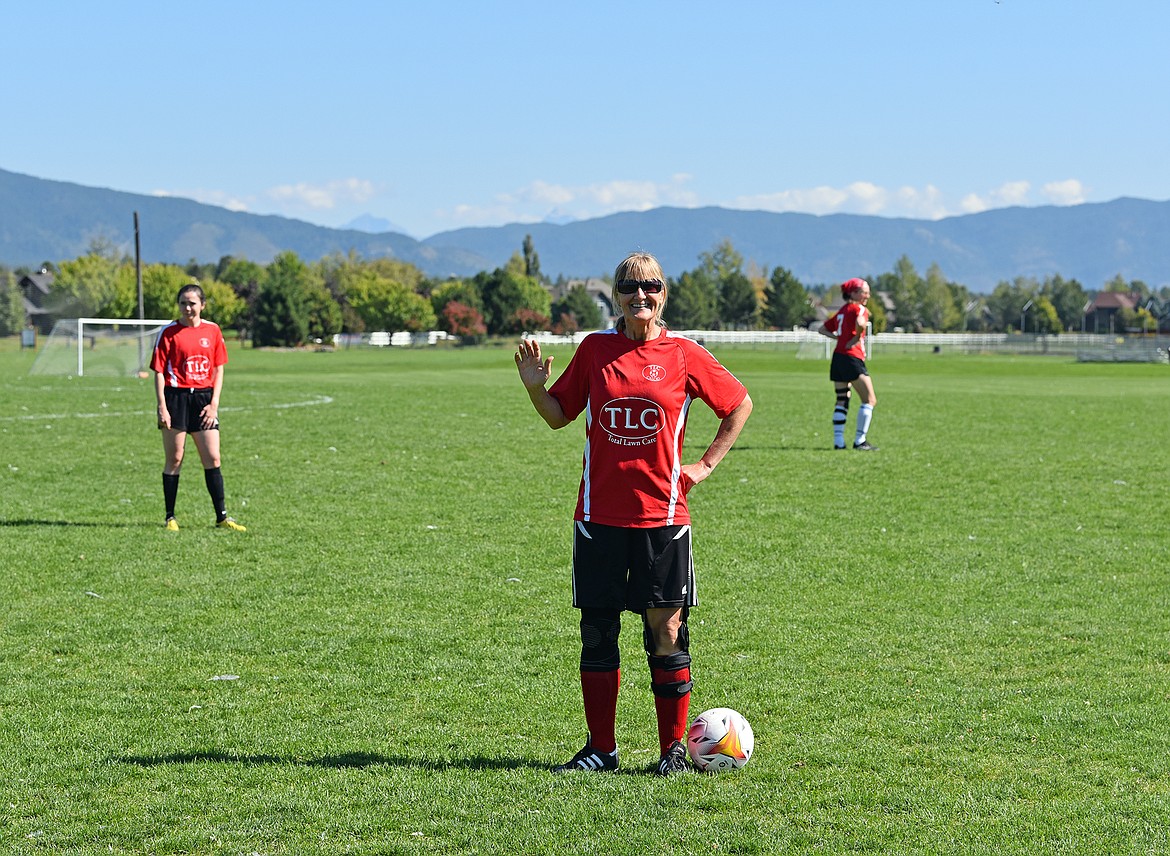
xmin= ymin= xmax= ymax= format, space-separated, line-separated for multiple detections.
xmin=686 ymin=707 xmax=754 ymax=772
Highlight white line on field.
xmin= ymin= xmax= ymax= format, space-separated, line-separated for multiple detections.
xmin=0 ymin=394 xmax=335 ymax=422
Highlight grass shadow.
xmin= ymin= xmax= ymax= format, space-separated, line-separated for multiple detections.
xmin=0 ymin=519 xmax=146 ymax=528
xmin=109 ymin=750 xmax=546 ymax=772
xmin=110 ymin=750 xmax=669 ymax=776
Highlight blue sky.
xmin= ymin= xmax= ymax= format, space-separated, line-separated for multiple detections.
xmin=5 ymin=0 xmax=1167 ymax=239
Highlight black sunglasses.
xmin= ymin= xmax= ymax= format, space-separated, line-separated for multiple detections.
xmin=615 ymin=279 xmax=665 ymax=294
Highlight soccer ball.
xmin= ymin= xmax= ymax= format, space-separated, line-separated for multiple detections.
xmin=686 ymin=707 xmax=754 ymax=772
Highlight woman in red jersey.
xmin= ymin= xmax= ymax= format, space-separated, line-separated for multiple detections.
xmin=151 ymin=282 xmax=246 ymax=531
xmin=515 ymin=251 xmax=752 ymax=776
xmin=818 ymin=277 xmax=878 ymax=451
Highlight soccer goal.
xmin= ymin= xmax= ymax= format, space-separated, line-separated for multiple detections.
xmin=29 ymin=318 xmax=174 ymax=377
xmin=795 ymin=337 xmax=832 ymax=360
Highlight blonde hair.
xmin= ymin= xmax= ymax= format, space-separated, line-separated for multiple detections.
xmin=612 ymin=251 xmax=669 ymax=331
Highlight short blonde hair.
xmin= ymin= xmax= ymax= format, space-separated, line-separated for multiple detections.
xmin=612 ymin=252 xmax=668 ymax=330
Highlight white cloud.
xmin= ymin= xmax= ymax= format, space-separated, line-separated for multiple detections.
xmin=441 ymin=175 xmax=701 ymax=227
xmin=1042 ymin=179 xmax=1085 ymax=206
xmin=960 ymin=181 xmax=1033 ymax=214
xmin=732 ymin=181 xmax=949 ymax=220
xmin=959 ymin=193 xmax=989 ymax=214
xmin=266 ymin=178 xmax=376 ymax=211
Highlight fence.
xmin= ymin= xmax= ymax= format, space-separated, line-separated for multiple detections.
xmin=522 ymin=329 xmax=1170 ymax=362
xmin=333 ymin=331 xmax=455 ymax=347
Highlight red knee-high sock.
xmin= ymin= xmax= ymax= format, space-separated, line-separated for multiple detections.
xmin=580 ymin=669 xmax=620 ymax=753
xmin=651 ymin=665 xmax=691 ymax=754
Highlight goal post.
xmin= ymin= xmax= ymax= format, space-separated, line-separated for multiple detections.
xmin=29 ymin=317 xmax=174 ymax=377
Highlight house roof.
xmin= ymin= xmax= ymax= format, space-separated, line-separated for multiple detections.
xmin=19 ymin=270 xmax=53 ymax=296
xmin=1090 ymin=292 xmax=1138 ymax=311
xmin=552 ymin=277 xmax=617 ymax=318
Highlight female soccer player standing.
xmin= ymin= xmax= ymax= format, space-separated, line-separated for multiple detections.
xmin=515 ymin=251 xmax=752 ymax=776
xmin=818 ymin=277 xmax=878 ymax=451
xmin=152 ymin=282 xmax=246 ymax=531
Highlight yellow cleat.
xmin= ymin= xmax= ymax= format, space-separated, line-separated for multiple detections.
xmin=165 ymin=518 xmax=180 ymax=531
xmin=216 ymin=517 xmax=247 ymax=532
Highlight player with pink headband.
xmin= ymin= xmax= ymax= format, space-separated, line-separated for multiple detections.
xmin=818 ymin=277 xmax=878 ymax=451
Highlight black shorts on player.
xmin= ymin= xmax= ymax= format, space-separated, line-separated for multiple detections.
xmin=829 ymin=353 xmax=868 ymax=383
xmin=571 ymin=521 xmax=696 ymax=612
xmin=161 ymin=386 xmax=218 ymax=433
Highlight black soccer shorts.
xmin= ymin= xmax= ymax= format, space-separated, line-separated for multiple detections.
xmin=161 ymin=386 xmax=219 ymax=433
xmin=830 ymin=353 xmax=869 ymax=383
xmin=571 ymin=521 xmax=696 ymax=613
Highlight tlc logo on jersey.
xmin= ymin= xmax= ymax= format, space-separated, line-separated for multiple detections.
xmin=184 ymin=355 xmax=212 ymax=382
xmin=601 ymin=397 xmax=664 ymax=447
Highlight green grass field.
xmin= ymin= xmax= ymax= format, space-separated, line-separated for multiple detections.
xmin=2 ymin=340 xmax=1169 ymax=854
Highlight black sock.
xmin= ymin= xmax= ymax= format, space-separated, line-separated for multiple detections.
xmin=204 ymin=467 xmax=226 ymax=521
xmin=163 ymin=473 xmax=180 ymax=520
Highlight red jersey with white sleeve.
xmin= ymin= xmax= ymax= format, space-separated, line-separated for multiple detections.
xmin=547 ymin=329 xmax=748 ymax=528
xmin=151 ymin=321 xmax=228 ymax=388
xmin=824 ymin=303 xmax=868 ymax=358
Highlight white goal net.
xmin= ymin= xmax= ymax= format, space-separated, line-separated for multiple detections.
xmin=29 ymin=317 xmax=174 ymax=377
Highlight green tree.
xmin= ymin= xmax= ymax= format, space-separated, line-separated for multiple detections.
xmin=664 ymin=270 xmax=717 ymax=329
xmin=762 ymin=266 xmax=811 ymax=329
xmin=302 ymin=280 xmax=343 ymax=343
xmin=523 ymin=234 xmax=541 ymax=280
xmin=865 ymin=293 xmax=888 ymax=333
xmin=986 ymin=277 xmax=1039 ymax=332
xmin=216 ymin=257 xmax=265 ymax=337
xmin=50 ymin=242 xmax=124 ymax=318
xmin=253 ymin=252 xmax=312 ymax=347
xmin=551 ymin=283 xmax=603 ymax=331
xmin=919 ymin=264 xmax=961 ymax=332
xmin=694 ymin=239 xmax=759 ymax=329
xmin=345 ymin=270 xmax=436 ymax=334
xmin=364 ymin=257 xmax=427 ymax=291
xmin=1032 ymin=296 xmax=1062 ymax=334
xmin=1041 ymin=274 xmax=1089 ymax=332
xmin=881 ymin=255 xmax=923 ymax=332
xmin=106 ymin=263 xmax=187 ymax=320
xmin=0 ymin=267 xmax=26 ymax=336
xmin=718 ymin=271 xmax=758 ymax=329
xmin=218 ymin=257 xmax=265 ymax=292
xmin=698 ymin=239 xmax=744 ymax=284
xmin=429 ymin=279 xmax=483 ymax=319
xmin=477 ymin=267 xmax=550 ymax=336
xmin=1114 ymin=304 xmax=1138 ymax=333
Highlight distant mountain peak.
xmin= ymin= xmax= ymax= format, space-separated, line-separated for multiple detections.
xmin=340 ymin=213 xmax=413 ymax=237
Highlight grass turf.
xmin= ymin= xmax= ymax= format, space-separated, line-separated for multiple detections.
xmin=2 ymin=341 xmax=1169 ymax=854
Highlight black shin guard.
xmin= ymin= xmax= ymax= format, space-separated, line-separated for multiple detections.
xmin=643 ymin=612 xmax=693 ymax=696
xmin=579 ymin=609 xmax=622 ymax=672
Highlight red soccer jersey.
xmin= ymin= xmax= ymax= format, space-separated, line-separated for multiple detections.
xmin=547 ymin=329 xmax=748 ymax=528
xmin=824 ymin=303 xmax=868 ymax=358
xmin=151 ymin=321 xmax=228 ymax=388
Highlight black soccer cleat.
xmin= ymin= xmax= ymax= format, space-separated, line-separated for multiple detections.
xmin=655 ymin=740 xmax=690 ymax=777
xmin=552 ymin=737 xmax=618 ymax=773
xmin=853 ymin=441 xmax=879 ymax=451
xmin=834 ymin=444 xmax=846 ymax=450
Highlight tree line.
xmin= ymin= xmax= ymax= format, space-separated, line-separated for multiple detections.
xmin=1 ymin=235 xmax=1165 ymax=343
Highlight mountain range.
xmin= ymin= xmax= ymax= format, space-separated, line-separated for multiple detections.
xmin=2 ymin=167 xmax=1167 ymax=292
